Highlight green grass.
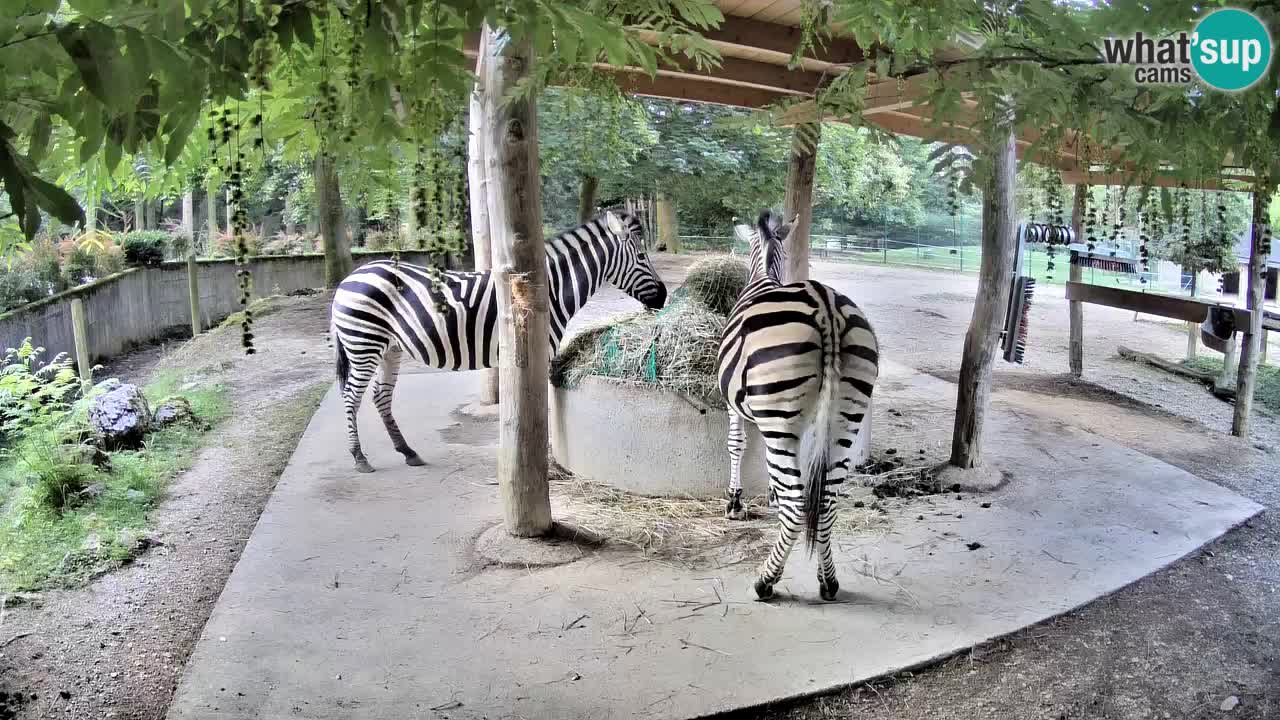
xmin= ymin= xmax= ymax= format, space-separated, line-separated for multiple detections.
xmin=0 ymin=370 xmax=228 ymax=593
xmin=1184 ymin=355 xmax=1280 ymax=414
xmin=825 ymin=244 xmax=1140 ymax=288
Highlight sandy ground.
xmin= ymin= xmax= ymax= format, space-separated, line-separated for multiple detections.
xmin=0 ymin=254 xmax=1276 ymax=720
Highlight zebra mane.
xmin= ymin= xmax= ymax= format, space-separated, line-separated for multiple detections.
xmin=754 ymin=211 xmax=787 ymax=284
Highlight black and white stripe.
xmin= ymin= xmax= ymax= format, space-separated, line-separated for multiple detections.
xmin=331 ymin=211 xmax=667 ymax=472
xmin=717 ymin=211 xmax=879 ymax=602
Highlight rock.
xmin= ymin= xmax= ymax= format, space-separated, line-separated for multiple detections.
xmin=1220 ymin=696 xmax=1240 ymax=712
xmin=153 ymin=396 xmax=196 ymax=428
xmin=78 ymin=483 xmax=106 ymax=501
xmin=124 ymin=489 xmax=145 ymax=502
xmin=88 ymin=384 xmax=151 ymax=450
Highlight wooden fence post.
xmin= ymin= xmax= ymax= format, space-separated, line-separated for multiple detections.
xmin=188 ymin=253 xmax=202 ymax=336
xmin=468 ymin=30 xmax=499 ymax=406
xmin=70 ymin=297 xmax=92 ymax=383
xmin=1232 ymin=184 xmax=1272 ymax=437
xmin=950 ymin=123 xmax=1017 ymax=469
xmin=482 ymin=28 xmax=553 ymax=537
xmin=1068 ymin=184 xmax=1086 ymax=377
xmin=784 ymin=123 xmax=819 ymax=283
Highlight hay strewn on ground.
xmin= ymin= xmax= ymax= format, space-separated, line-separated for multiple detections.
xmin=551 ymin=256 xmax=750 ymax=408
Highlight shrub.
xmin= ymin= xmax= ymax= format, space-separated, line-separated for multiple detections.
xmin=209 ymin=230 xmax=260 ymax=258
xmin=0 ymin=269 xmax=54 ymax=314
xmin=121 ymin=231 xmax=171 ymax=266
xmin=0 ymin=340 xmax=81 ymax=445
xmin=363 ymin=230 xmax=404 ymax=252
xmin=258 ymin=232 xmax=316 ymax=255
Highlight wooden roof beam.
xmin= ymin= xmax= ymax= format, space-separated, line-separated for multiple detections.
xmin=610 ymin=70 xmax=792 ymax=108
xmin=701 ymin=16 xmax=865 ymax=67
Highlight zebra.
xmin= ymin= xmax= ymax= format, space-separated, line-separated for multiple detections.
xmin=330 ymin=211 xmax=667 ymax=473
xmin=717 ymin=211 xmax=879 ymax=601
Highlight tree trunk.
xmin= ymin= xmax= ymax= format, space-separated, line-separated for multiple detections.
xmin=225 ymin=188 xmax=233 ymax=232
xmin=134 ymin=198 xmax=145 ymax=232
xmin=1068 ymin=184 xmax=1086 ymax=377
xmin=469 ymin=43 xmax=499 ymax=405
xmin=284 ymin=193 xmax=297 ymax=237
xmin=656 ymin=193 xmax=680 ymax=253
xmin=950 ymin=125 xmax=1017 ymax=469
xmin=482 ymin=27 xmax=553 ymax=537
xmin=784 ymin=123 xmax=819 ymax=283
xmin=146 ymin=198 xmax=157 ymax=230
xmin=1232 ymin=184 xmax=1272 ymax=437
xmin=578 ymin=174 xmax=599 ymax=223
xmin=315 ymin=153 xmax=353 ymax=287
xmin=206 ymin=182 xmax=219 ymax=248
xmin=181 ymin=192 xmax=194 ymax=255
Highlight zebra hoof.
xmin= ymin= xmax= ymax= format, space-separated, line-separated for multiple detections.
xmin=725 ymin=489 xmax=747 ymax=520
xmin=753 ymin=578 xmax=774 ymax=600
xmin=819 ymin=578 xmax=840 ymax=601
xmin=354 ymin=459 xmax=375 ymax=474
xmin=403 ymin=453 xmax=426 ymax=467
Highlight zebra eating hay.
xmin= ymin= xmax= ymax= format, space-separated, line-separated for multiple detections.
xmin=717 ymin=211 xmax=879 ymax=601
xmin=330 ymin=211 xmax=667 ymax=473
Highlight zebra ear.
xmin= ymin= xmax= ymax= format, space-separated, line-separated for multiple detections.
xmin=604 ymin=211 xmax=626 ymax=237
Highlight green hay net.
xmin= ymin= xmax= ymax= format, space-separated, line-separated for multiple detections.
xmin=551 ymin=256 xmax=749 ymax=409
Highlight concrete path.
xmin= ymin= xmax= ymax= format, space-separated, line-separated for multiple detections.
xmin=168 ymin=365 xmax=1261 ymax=720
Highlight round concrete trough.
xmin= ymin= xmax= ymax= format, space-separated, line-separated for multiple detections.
xmin=550 ymin=377 xmax=768 ymax=498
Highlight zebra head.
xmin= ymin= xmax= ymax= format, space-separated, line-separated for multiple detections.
xmin=603 ymin=211 xmax=668 ymax=310
xmin=733 ymin=211 xmax=794 ymax=284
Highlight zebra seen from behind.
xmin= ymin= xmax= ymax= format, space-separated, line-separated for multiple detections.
xmin=331 ymin=211 xmax=667 ymax=473
xmin=717 ymin=211 xmax=879 ymax=601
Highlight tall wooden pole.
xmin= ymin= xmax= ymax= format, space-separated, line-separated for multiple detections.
xmin=578 ymin=175 xmax=599 ymax=223
xmin=784 ymin=123 xmax=819 ymax=283
xmin=950 ymin=125 xmax=1017 ymax=469
xmin=482 ymin=28 xmax=553 ymax=537
xmin=1068 ymin=184 xmax=1086 ymax=377
xmin=468 ymin=29 xmax=499 ymax=406
xmin=70 ymin=298 xmax=92 ymax=383
xmin=656 ymin=193 xmax=680 ymax=253
xmin=1232 ymin=184 xmax=1272 ymax=437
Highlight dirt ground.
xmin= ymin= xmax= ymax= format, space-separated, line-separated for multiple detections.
xmin=0 ymin=255 xmax=1276 ymax=720
xmin=0 ymin=294 xmax=334 ymax=720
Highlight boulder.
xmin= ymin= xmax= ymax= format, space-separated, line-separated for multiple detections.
xmin=88 ymin=383 xmax=151 ymax=450
xmin=153 ymin=396 xmax=196 ymax=428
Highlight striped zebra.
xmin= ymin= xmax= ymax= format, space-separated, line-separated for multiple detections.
xmin=717 ymin=211 xmax=879 ymax=601
xmin=331 ymin=211 xmax=667 ymax=473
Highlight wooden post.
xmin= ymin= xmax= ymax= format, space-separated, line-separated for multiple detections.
xmin=468 ymin=33 xmax=499 ymax=406
xmin=187 ymin=253 xmax=202 ymax=336
xmin=70 ymin=297 xmax=91 ymax=383
xmin=482 ymin=27 xmax=553 ymax=536
xmin=950 ymin=124 xmax=1017 ymax=469
xmin=1218 ymin=331 xmax=1238 ymax=393
xmin=656 ymin=193 xmax=680 ymax=253
xmin=1232 ymin=185 xmax=1272 ymax=437
xmin=1262 ymin=328 xmax=1269 ymax=365
xmin=134 ymin=198 xmax=146 ymax=231
xmin=315 ymin=152 xmax=354 ymax=287
xmin=1186 ymin=273 xmax=1198 ymax=361
xmin=784 ymin=123 xmax=819 ymax=283
xmin=1068 ymin=184 xmax=1086 ymax=377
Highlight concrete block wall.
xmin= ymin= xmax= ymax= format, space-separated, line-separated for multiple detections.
xmin=0 ymin=251 xmax=438 ymax=366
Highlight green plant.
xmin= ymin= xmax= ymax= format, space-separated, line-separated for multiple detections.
xmin=121 ymin=231 xmax=172 ymax=267
xmin=0 ymin=341 xmax=81 ymax=445
xmin=0 ymin=268 xmax=54 ymax=314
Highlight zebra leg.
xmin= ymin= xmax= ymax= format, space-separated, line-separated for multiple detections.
xmin=724 ymin=411 xmax=747 ymax=520
xmin=754 ymin=435 xmax=803 ymax=600
xmin=342 ymin=353 xmax=379 ymax=474
xmin=815 ymin=450 xmax=851 ymax=601
xmin=372 ymin=347 xmax=425 ymax=467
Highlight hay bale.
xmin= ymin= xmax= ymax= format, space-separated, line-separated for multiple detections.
xmin=683 ymin=256 xmax=750 ymax=315
xmin=553 ymin=297 xmax=728 ymax=407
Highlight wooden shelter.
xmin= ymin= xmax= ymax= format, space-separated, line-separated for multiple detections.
xmin=469 ymin=1 xmax=1270 ymax=534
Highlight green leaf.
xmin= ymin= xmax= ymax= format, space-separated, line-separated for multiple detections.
xmin=163 ymin=109 xmax=199 ymax=166
xmin=25 ymin=172 xmax=85 ymax=229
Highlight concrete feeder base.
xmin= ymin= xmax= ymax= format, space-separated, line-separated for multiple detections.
xmin=550 ymin=377 xmax=768 ymax=498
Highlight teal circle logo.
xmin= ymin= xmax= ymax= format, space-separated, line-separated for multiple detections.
xmin=1191 ymin=9 xmax=1272 ymax=91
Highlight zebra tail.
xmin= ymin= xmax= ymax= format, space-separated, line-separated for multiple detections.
xmin=333 ymin=325 xmax=349 ymax=392
xmin=801 ymin=335 xmax=840 ymax=555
